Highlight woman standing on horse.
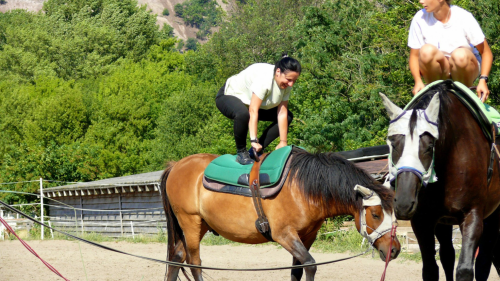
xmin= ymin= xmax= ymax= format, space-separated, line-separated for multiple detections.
xmin=215 ymin=54 xmax=301 ymax=165
xmin=408 ymin=0 xmax=493 ymax=102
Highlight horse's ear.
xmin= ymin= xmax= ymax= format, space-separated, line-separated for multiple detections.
xmin=354 ymin=184 xmax=372 ymax=198
xmin=425 ymin=93 xmax=440 ymax=123
xmin=379 ymin=93 xmax=403 ymax=120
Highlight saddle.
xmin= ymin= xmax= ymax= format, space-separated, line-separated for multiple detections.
xmin=203 ymin=145 xmax=296 ymax=198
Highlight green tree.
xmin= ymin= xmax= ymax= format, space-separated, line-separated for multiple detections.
xmin=186 ymin=38 xmax=198 ymax=51
xmin=163 ymin=8 xmax=170 ymax=16
xmin=0 ymin=0 xmax=164 ymax=82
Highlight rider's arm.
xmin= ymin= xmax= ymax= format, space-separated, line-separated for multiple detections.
xmin=275 ymin=101 xmax=289 ymax=150
xmin=475 ymin=39 xmax=493 ymax=101
xmin=249 ymin=93 xmax=263 ymax=150
xmin=409 ymin=48 xmax=425 ymax=95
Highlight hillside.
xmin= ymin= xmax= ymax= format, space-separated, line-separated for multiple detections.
xmin=0 ymin=0 xmax=233 ymax=41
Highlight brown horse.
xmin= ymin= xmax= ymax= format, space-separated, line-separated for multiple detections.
xmin=160 ymin=147 xmax=400 ymax=281
xmin=380 ymin=80 xmax=500 ymax=281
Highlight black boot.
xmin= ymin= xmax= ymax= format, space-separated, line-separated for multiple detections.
xmin=236 ymin=149 xmax=254 ymax=165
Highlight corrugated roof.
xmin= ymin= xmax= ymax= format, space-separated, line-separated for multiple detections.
xmin=44 ymin=170 xmax=164 ymax=192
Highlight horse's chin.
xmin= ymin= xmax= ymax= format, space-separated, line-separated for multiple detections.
xmin=395 ymin=206 xmax=417 ymax=220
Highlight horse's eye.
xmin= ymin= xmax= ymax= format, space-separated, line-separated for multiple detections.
xmin=371 ymin=213 xmax=380 ymax=219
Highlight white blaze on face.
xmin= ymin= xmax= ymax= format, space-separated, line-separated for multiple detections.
xmin=380 ymin=93 xmax=440 ymax=185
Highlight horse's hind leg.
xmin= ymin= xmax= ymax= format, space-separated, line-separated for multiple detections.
xmin=475 ymin=207 xmax=500 ymax=281
xmin=166 ymin=240 xmax=187 ymax=281
xmin=181 ymin=216 xmax=209 ymax=281
xmin=290 ymin=233 xmax=317 ymax=281
xmin=435 ymin=224 xmax=455 ymax=281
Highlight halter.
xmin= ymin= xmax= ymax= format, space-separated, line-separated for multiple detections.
xmin=386 ymin=109 xmax=439 ymax=188
xmin=354 ymin=185 xmax=395 ymax=246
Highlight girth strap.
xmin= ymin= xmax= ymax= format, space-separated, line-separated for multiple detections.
xmin=249 ymin=151 xmax=273 ymax=241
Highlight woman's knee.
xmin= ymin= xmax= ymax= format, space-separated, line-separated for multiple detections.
xmin=450 ymin=48 xmax=475 ymax=69
xmin=419 ymin=44 xmax=440 ymax=64
xmin=234 ymin=110 xmax=250 ymax=121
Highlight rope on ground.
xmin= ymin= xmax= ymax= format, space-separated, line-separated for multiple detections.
xmin=0 ymin=198 xmax=371 ymax=271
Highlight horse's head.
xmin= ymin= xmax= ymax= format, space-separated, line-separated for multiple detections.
xmin=379 ymin=93 xmax=440 ymax=220
xmin=354 ymin=185 xmax=400 ymax=261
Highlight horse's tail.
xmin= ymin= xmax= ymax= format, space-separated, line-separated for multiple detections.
xmin=160 ymin=163 xmax=189 ymax=280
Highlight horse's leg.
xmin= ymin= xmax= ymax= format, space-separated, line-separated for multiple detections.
xmin=182 ymin=216 xmax=209 ymax=281
xmin=166 ymin=240 xmax=187 ymax=281
xmin=435 ymin=223 xmax=455 ymax=281
xmin=456 ymin=209 xmax=483 ymax=281
xmin=412 ymin=214 xmax=439 ymax=281
xmin=475 ymin=207 xmax=500 ymax=281
xmin=493 ymin=236 xmax=500 ymax=276
xmin=291 ymin=233 xmax=317 ymax=281
xmin=277 ymin=233 xmax=317 ymax=281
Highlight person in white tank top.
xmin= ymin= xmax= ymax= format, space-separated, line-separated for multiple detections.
xmin=408 ymin=0 xmax=493 ymax=101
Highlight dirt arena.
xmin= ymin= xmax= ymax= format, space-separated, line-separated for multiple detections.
xmin=1 ymin=240 xmax=499 ymax=281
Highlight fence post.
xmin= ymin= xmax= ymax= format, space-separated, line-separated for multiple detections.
xmin=130 ymin=221 xmax=134 ymax=239
xmin=40 ymin=177 xmax=44 ymax=240
xmin=0 ymin=208 xmax=4 ymax=240
xmin=48 ymin=220 xmax=54 ymax=239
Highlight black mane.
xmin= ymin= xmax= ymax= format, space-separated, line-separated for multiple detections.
xmin=288 ymin=147 xmax=394 ymax=215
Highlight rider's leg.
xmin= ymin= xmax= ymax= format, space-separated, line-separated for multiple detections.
xmin=215 ymin=94 xmax=250 ymax=152
xmin=257 ymin=108 xmax=293 ymax=150
xmin=449 ymin=48 xmax=479 ymax=87
xmin=419 ymin=44 xmax=451 ymax=83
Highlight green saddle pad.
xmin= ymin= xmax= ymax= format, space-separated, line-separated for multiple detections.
xmin=204 ymin=145 xmax=294 ymax=188
xmin=407 ymin=80 xmax=500 ymax=140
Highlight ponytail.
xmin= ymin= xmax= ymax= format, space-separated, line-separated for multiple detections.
xmin=274 ymin=52 xmax=301 ymax=74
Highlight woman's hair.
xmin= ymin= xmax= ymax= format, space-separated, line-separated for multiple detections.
xmin=446 ymin=0 xmax=451 ymax=5
xmin=274 ymin=52 xmax=301 ymax=74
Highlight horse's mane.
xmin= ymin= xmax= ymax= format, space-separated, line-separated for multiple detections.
xmin=407 ymin=81 xmax=453 ymax=140
xmin=288 ymin=147 xmax=394 ymax=216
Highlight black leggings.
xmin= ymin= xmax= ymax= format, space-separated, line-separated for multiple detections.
xmin=215 ymin=84 xmax=293 ymax=151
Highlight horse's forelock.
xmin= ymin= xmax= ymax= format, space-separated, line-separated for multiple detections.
xmin=407 ymin=83 xmax=452 ymax=141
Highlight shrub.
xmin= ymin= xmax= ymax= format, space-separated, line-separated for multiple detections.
xmin=162 ymin=8 xmax=169 ymax=16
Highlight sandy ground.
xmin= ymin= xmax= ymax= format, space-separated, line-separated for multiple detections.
xmin=1 ymin=240 xmax=499 ymax=281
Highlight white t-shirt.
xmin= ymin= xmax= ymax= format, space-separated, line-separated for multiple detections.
xmin=224 ymin=63 xmax=292 ymax=110
xmin=408 ymin=5 xmax=485 ymax=63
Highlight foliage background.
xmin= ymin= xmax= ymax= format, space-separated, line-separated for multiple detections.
xmin=1 ymin=0 xmax=499 ymax=204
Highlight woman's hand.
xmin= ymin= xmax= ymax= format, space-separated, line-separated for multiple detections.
xmin=275 ymin=140 xmax=287 ymax=150
xmin=412 ymin=81 xmax=425 ymax=95
xmin=251 ymin=142 xmax=262 ymax=152
xmin=477 ymin=79 xmax=490 ymax=102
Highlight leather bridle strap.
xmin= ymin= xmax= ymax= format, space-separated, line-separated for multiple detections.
xmin=249 ymin=151 xmax=273 ymax=241
xmin=380 ymin=224 xmax=397 ymax=281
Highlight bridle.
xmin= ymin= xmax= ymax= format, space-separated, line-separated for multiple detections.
xmin=355 ymin=185 xmax=395 ymax=246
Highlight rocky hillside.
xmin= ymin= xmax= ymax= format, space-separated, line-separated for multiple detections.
xmin=0 ymin=0 xmax=233 ymax=41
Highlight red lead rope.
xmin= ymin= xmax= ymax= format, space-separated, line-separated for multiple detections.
xmin=0 ymin=216 xmax=70 ymax=281
xmin=380 ymin=224 xmax=397 ymax=281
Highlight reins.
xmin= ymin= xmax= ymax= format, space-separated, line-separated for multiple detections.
xmin=380 ymin=224 xmax=397 ymax=281
xmin=0 ymin=198 xmax=372 ymax=272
